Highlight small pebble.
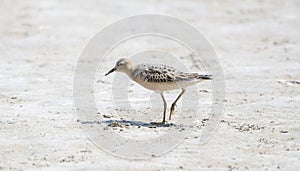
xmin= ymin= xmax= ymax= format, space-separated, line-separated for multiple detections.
xmin=280 ymin=130 xmax=288 ymax=133
xmin=103 ymin=115 xmax=112 ymax=118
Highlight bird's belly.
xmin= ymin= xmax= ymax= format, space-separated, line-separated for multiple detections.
xmin=134 ymin=80 xmax=198 ymax=92
xmin=140 ymin=82 xmax=180 ymax=91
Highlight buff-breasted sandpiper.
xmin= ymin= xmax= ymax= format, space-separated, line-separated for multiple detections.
xmin=105 ymin=58 xmax=212 ymax=124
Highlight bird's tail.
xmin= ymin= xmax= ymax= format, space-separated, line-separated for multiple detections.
xmin=197 ymin=74 xmax=212 ymax=80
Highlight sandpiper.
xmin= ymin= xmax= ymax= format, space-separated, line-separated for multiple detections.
xmin=105 ymin=58 xmax=212 ymax=124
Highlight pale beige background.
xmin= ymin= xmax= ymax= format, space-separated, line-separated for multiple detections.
xmin=0 ymin=0 xmax=299 ymax=170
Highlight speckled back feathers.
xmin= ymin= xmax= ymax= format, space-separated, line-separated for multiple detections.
xmin=135 ymin=64 xmax=212 ymax=83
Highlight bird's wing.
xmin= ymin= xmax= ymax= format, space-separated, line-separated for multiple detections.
xmin=138 ymin=64 xmax=178 ymax=83
xmin=175 ymin=73 xmax=212 ymax=82
xmin=135 ymin=64 xmax=212 ymax=83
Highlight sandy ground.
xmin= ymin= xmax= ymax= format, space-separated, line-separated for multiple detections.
xmin=0 ymin=0 xmax=300 ymax=170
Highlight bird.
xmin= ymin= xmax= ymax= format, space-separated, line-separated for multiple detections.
xmin=105 ymin=58 xmax=212 ymax=124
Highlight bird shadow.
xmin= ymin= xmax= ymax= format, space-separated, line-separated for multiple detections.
xmin=105 ymin=119 xmax=175 ymax=127
xmin=80 ymin=119 xmax=176 ymax=128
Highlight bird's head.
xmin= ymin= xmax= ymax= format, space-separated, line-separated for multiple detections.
xmin=105 ymin=58 xmax=133 ymax=76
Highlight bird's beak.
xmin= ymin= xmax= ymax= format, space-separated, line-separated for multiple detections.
xmin=105 ymin=67 xmax=116 ymax=76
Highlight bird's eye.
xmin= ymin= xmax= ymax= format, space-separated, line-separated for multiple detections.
xmin=118 ymin=63 xmax=124 ymax=66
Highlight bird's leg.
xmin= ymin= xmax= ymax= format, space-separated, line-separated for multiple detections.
xmin=160 ymin=93 xmax=167 ymax=124
xmin=169 ymin=88 xmax=186 ymax=120
xmin=151 ymin=93 xmax=167 ymax=124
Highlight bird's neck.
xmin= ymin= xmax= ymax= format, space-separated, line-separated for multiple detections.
xmin=123 ymin=65 xmax=135 ymax=79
